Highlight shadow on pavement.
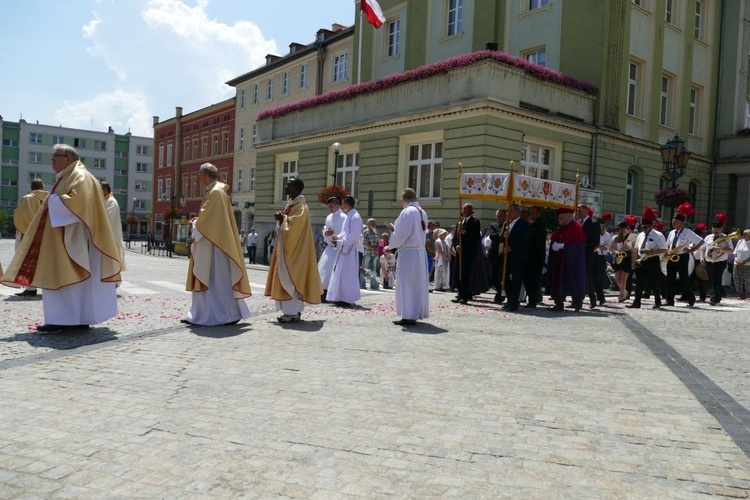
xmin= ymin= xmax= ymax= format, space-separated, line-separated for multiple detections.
xmin=397 ymin=323 xmax=448 ymax=335
xmin=190 ymin=324 xmax=252 ymax=338
xmin=0 ymin=327 xmax=118 ymax=350
xmin=274 ymin=320 xmax=326 ymax=332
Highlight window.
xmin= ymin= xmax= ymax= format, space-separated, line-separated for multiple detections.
xmin=408 ymin=142 xmax=442 ymax=200
xmin=299 ymin=64 xmax=308 ymax=89
xmin=252 ymin=124 xmax=257 ymax=147
xmin=183 ymin=175 xmax=189 ymax=198
xmin=136 ymin=162 xmax=148 ymax=173
xmin=250 ymin=167 xmax=256 ymax=192
xmin=335 ymin=152 xmax=360 ymax=198
xmin=2 ymin=139 xmax=18 ymax=147
xmin=266 ymin=78 xmax=273 ymax=100
xmin=387 ymin=19 xmax=400 ymax=57
xmin=202 ymin=138 xmax=208 ymax=158
xmin=114 ymin=151 xmax=128 ymax=159
xmin=627 ymin=61 xmax=640 ymax=117
xmin=665 ymin=0 xmax=674 ymax=24
xmin=165 ymin=178 xmax=172 ymax=198
xmin=184 ymin=141 xmax=191 ymax=161
xmin=252 ymin=84 xmax=259 ymax=104
xmin=157 ymin=178 xmax=164 ymax=199
xmin=191 ymin=175 xmax=198 ymax=197
xmin=135 ymin=181 xmax=147 ymax=191
xmin=223 ymin=131 xmax=230 ymax=154
xmin=333 ymin=53 xmax=348 ymax=82
xmin=94 ymin=140 xmax=106 ymax=151
xmin=0 ymin=200 xmax=17 ymax=207
xmin=28 ymin=172 xmax=42 ymax=182
xmin=134 ymin=199 xmax=146 ymax=210
xmin=158 ymin=146 xmax=164 ymax=168
xmin=525 ymin=48 xmax=547 ymax=67
xmin=239 ymin=89 xmax=246 ymax=109
xmin=193 ymin=139 xmax=199 ymax=159
xmin=447 ymin=0 xmax=463 ymax=36
xmin=29 ymin=152 xmax=42 ymax=163
xmin=282 ymin=72 xmax=289 ymax=95
xmin=695 ymin=0 xmax=703 ymax=40
xmin=74 ymin=138 xmax=86 ymax=148
xmin=1 ymin=179 xmax=18 ymax=187
xmin=660 ymin=75 xmax=672 ymax=127
xmin=520 ymin=143 xmax=552 ymax=179
xmin=220 ymin=170 xmax=228 ymax=184
xmin=52 ymin=135 xmax=64 ymax=144
xmin=212 ymin=135 xmax=219 ymax=156
xmin=137 ymin=144 xmax=148 ymax=155
xmin=166 ymin=144 xmax=173 ymax=166
xmin=632 ymin=0 xmax=642 ymax=6
xmin=625 ymin=170 xmax=637 ymax=215
xmin=689 ymin=87 xmax=700 ymax=135
xmin=93 ymin=158 xmax=106 ymax=169
xmin=238 ymin=128 xmax=244 ymax=150
xmin=237 ymin=169 xmax=243 ymax=192
xmin=280 ymin=159 xmax=298 ymax=200
xmin=29 ymin=133 xmax=42 ymax=144
xmin=529 ymin=0 xmax=550 ymax=10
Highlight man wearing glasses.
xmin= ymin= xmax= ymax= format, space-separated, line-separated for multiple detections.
xmin=1 ymin=144 xmax=122 ymax=332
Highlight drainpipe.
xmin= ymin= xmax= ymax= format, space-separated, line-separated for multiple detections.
xmin=709 ymin=0 xmax=728 ymax=221
xmin=589 ymin=132 xmax=598 ymax=188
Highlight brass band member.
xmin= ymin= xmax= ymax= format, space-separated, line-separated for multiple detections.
xmin=610 ymin=215 xmax=637 ymax=303
xmin=700 ymin=212 xmax=735 ymax=306
xmin=628 ymin=207 xmax=667 ymax=309
xmin=664 ymin=203 xmax=704 ymax=307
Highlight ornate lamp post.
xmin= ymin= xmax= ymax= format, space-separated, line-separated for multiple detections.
xmin=331 ymin=142 xmax=341 ymax=182
xmin=660 ymin=135 xmax=692 ymax=221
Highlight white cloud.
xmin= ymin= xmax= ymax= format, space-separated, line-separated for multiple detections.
xmin=82 ymin=11 xmax=100 ymax=38
xmin=52 ymin=90 xmax=153 ymax=137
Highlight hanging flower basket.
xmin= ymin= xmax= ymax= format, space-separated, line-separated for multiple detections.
xmin=654 ymin=188 xmax=691 ymax=208
xmin=317 ymin=184 xmax=349 ymax=205
xmin=164 ymin=207 xmax=180 ymax=221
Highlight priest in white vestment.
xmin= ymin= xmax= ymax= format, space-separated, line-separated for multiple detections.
xmin=185 ymin=163 xmax=252 ymax=326
xmin=101 ymin=181 xmax=126 ymax=272
xmin=326 ymin=196 xmax=363 ymax=307
xmin=1 ymin=144 xmax=121 ymax=332
xmin=317 ymin=196 xmax=347 ymax=300
xmin=389 ymin=188 xmax=430 ymax=325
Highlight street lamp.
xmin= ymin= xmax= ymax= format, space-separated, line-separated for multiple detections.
xmin=660 ymin=134 xmax=692 ymax=221
xmin=331 ymin=142 xmax=341 ymax=183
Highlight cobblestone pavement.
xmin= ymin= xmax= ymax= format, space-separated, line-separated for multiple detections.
xmin=0 ymin=239 xmax=749 ymax=498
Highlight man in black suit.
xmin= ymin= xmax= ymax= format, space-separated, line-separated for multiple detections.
xmin=452 ymin=203 xmax=481 ymax=304
xmin=523 ymin=206 xmax=547 ymax=308
xmin=488 ymin=208 xmax=507 ymax=304
xmin=577 ymin=203 xmax=605 ymax=308
xmin=502 ymin=203 xmax=530 ymax=312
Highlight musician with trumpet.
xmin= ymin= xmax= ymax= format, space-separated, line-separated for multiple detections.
xmin=700 ymin=213 xmax=737 ymax=306
xmin=628 ymin=207 xmax=667 ymax=309
xmin=664 ymin=204 xmax=704 ymax=308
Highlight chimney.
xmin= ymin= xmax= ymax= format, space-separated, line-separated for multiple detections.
xmin=153 ymin=116 xmax=160 ymax=127
xmin=175 ymin=106 xmax=183 ymax=118
xmin=331 ymin=23 xmax=346 ymax=32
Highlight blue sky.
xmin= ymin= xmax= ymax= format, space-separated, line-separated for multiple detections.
xmin=0 ymin=0 xmax=355 ymax=137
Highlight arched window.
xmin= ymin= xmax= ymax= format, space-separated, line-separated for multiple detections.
xmin=688 ymin=181 xmax=698 ymax=223
xmin=625 ymin=168 xmax=638 ymax=215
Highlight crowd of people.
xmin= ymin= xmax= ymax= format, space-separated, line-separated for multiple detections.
xmin=1 ymin=144 xmax=747 ymax=333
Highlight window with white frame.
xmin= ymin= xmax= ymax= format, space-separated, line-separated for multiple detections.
xmin=74 ymin=138 xmax=86 ymax=149
xmin=94 ymin=140 xmax=106 ymax=151
xmin=252 ymin=124 xmax=257 ymax=147
xmin=166 ymin=144 xmax=173 ymax=166
xmin=408 ymin=142 xmax=442 ymax=200
xmin=0 ymin=200 xmax=17 ymax=207
xmin=238 ymin=127 xmax=244 ymax=150
xmin=525 ymin=48 xmax=547 ymax=67
xmin=93 ymin=158 xmax=106 ymax=169
xmin=28 ymin=172 xmax=42 ymax=182
xmin=135 ymin=181 xmax=147 ymax=191
xmin=528 ymin=0 xmax=550 ymax=10
xmin=237 ymin=168 xmax=243 ymax=192
xmin=299 ymin=64 xmax=308 ymax=89
xmin=447 ymin=0 xmax=463 ymax=36
xmin=333 ymin=53 xmax=348 ymax=82
xmin=1 ymin=179 xmax=18 ymax=187
xmin=627 ymin=61 xmax=641 ymax=117
xmin=157 ymin=178 xmax=164 ymax=199
xmin=279 ymin=159 xmax=298 ymax=201
xmin=335 ymin=152 xmax=360 ymax=198
xmin=28 ymin=152 xmax=41 ymax=163
xmin=158 ymin=145 xmax=164 ymax=168
xmin=202 ymin=138 xmax=208 ymax=158
xmin=665 ymin=0 xmax=675 ymax=24
xmin=625 ymin=169 xmax=637 ymax=214
xmin=165 ymin=178 xmax=172 ymax=199
xmin=694 ymin=0 xmax=703 ymax=40
xmin=252 ymin=84 xmax=259 ymax=104
xmin=2 ymin=139 xmax=18 ymax=147
xmin=387 ymin=19 xmax=400 ymax=57
xmin=250 ymin=167 xmax=256 ymax=192
xmin=193 ymin=139 xmax=199 ymax=159
xmin=134 ymin=199 xmax=146 ymax=210
xmin=29 ymin=133 xmax=42 ymax=144
xmin=223 ymin=131 xmax=230 ymax=154
xmin=52 ymin=135 xmax=64 ymax=145
xmin=212 ymin=135 xmax=219 ymax=156
xmin=191 ymin=175 xmax=198 ymax=197
xmin=266 ymin=78 xmax=273 ymax=100
xmin=282 ymin=72 xmax=289 ymax=95
xmin=137 ymin=144 xmax=148 ymax=155
xmin=520 ymin=143 xmax=552 ymax=179
xmin=220 ymin=170 xmax=228 ymax=183
xmin=239 ymin=89 xmax=246 ymax=109
xmin=183 ymin=141 xmax=190 ymax=161
xmin=136 ymin=162 xmax=148 ymax=173
xmin=689 ymin=87 xmax=700 ymax=135
xmin=660 ymin=75 xmax=673 ymax=127
xmin=114 ymin=151 xmax=128 ymax=159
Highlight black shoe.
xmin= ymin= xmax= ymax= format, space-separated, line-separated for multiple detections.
xmin=665 ymin=301 xmax=675 ymax=307
xmin=493 ymin=295 xmax=506 ymax=304
xmin=551 ymin=305 xmax=564 ymax=311
xmin=321 ymin=292 xmax=328 ymax=303
xmin=15 ymin=290 xmax=37 ymax=297
xmin=524 ymin=303 xmax=537 ymax=309
xmin=334 ymin=301 xmax=353 ymax=308
xmin=393 ymin=319 xmax=416 ymax=326
xmin=627 ymin=303 xmax=641 ymax=309
xmin=505 ymin=307 xmax=519 ymax=312
xmin=651 ymin=305 xmax=661 ymax=309
xmin=687 ymin=301 xmax=695 ymax=308
xmin=36 ymin=324 xmax=89 ymax=333
xmin=222 ymin=320 xmax=240 ymax=326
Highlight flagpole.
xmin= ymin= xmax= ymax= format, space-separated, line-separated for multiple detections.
xmin=458 ymin=161 xmax=463 ymax=283
xmin=357 ymin=8 xmax=363 ymax=84
xmin=500 ymin=160 xmax=514 ymax=294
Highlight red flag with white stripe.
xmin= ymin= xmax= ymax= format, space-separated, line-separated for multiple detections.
xmin=361 ymin=0 xmax=385 ymax=29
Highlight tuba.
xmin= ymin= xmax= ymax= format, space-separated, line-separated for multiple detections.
xmin=707 ymin=231 xmax=741 ymax=260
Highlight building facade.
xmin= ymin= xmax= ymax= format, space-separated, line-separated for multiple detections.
xmin=0 ymin=118 xmax=152 ymax=237
xmin=152 ymin=99 xmax=236 ymax=254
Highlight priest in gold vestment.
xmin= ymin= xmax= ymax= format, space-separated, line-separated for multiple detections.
xmin=13 ymin=178 xmax=48 ymax=297
xmin=1 ymin=144 xmax=121 ymax=332
xmin=184 ymin=163 xmax=252 ymax=326
xmin=265 ymin=178 xmax=323 ymax=322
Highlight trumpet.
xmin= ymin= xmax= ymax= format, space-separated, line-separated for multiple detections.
xmin=661 ymin=239 xmax=691 ymax=263
xmin=635 ymin=252 xmax=659 ymax=265
xmin=706 ymin=230 xmax=741 ymax=260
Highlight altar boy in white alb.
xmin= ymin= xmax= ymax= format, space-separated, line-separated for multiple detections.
xmin=325 ymin=196 xmax=362 ymax=307
xmin=317 ymin=196 xmax=347 ymax=301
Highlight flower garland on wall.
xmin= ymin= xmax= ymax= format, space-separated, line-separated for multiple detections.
xmin=258 ymin=50 xmax=598 ymax=121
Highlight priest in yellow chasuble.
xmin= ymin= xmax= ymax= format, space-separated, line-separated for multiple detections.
xmin=1 ymin=144 xmax=121 ymax=333
xmin=101 ymin=181 xmax=126 ymax=273
xmin=184 ymin=163 xmax=252 ymax=326
xmin=265 ymin=177 xmax=323 ymax=323
xmin=13 ymin=178 xmax=48 ymax=297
